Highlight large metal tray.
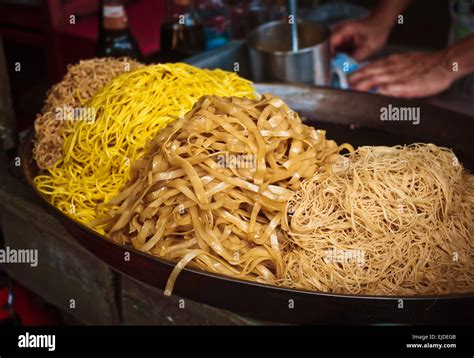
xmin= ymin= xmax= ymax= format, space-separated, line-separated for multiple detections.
xmin=20 ymin=84 xmax=474 ymax=324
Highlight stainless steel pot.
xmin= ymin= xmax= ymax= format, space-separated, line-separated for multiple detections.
xmin=246 ymin=20 xmax=330 ymax=85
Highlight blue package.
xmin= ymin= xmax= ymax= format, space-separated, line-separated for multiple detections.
xmin=331 ymin=53 xmax=370 ymax=90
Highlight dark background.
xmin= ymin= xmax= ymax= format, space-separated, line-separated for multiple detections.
xmin=0 ymin=0 xmax=451 ymax=134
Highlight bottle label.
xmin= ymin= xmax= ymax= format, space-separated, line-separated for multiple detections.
xmin=103 ymin=5 xmax=128 ymax=30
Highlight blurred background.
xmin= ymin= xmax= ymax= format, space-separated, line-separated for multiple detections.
xmin=0 ymin=0 xmax=451 ymax=134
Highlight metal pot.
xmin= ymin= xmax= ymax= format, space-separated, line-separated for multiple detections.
xmin=246 ymin=20 xmax=331 ymax=85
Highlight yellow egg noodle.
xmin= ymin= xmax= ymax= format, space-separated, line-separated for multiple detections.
xmin=34 ymin=63 xmax=255 ymax=233
xmin=34 ymin=57 xmax=143 ymax=169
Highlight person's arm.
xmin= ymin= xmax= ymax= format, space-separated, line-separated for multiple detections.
xmin=330 ymin=0 xmax=413 ymax=61
xmin=348 ymin=34 xmax=474 ymax=98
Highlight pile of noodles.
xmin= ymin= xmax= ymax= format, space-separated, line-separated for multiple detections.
xmin=98 ymin=94 xmax=347 ymax=295
xmin=33 ymin=57 xmax=143 ymax=169
xmin=32 ymin=60 xmax=474 ymax=297
xmin=282 ymin=144 xmax=474 ymax=295
xmin=34 ymin=63 xmax=255 ymax=232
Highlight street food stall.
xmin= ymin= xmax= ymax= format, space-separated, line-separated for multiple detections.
xmin=0 ymin=0 xmax=473 ymax=351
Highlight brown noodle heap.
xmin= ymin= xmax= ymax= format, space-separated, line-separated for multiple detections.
xmin=282 ymin=144 xmax=474 ymax=295
xmin=33 ymin=57 xmax=143 ymax=169
xmin=98 ymin=94 xmax=346 ymax=295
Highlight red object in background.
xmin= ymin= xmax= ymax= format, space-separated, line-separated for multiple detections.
xmin=0 ymin=0 xmax=165 ymax=134
xmin=0 ymin=0 xmax=164 ymax=83
xmin=0 ymin=281 xmax=61 ymax=325
xmin=127 ymin=0 xmax=164 ymax=55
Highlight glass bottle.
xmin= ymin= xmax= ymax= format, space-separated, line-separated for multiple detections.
xmin=198 ymin=0 xmax=231 ymax=49
xmin=160 ymin=0 xmax=205 ymax=61
xmin=96 ymin=0 xmax=142 ymax=60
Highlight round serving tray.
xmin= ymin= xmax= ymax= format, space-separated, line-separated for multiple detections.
xmin=20 ymin=84 xmax=474 ymax=324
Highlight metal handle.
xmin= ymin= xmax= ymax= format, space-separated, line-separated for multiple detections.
xmin=288 ymin=0 xmax=298 ymax=52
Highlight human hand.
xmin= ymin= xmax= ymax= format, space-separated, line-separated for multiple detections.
xmin=348 ymin=51 xmax=456 ymax=98
xmin=330 ymin=16 xmax=393 ymax=61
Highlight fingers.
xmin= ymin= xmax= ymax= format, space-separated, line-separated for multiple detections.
xmin=330 ymin=22 xmax=357 ymax=53
xmin=351 ymin=71 xmax=402 ymax=91
xmin=378 ymin=75 xmax=451 ymax=99
xmin=378 ymin=81 xmax=421 ymax=98
xmin=348 ymin=55 xmax=414 ymax=91
xmin=349 ymin=55 xmax=402 ymax=82
xmin=350 ymin=67 xmax=414 ymax=91
xmin=351 ymin=44 xmax=373 ymax=62
xmin=348 ymin=52 xmax=453 ymax=98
